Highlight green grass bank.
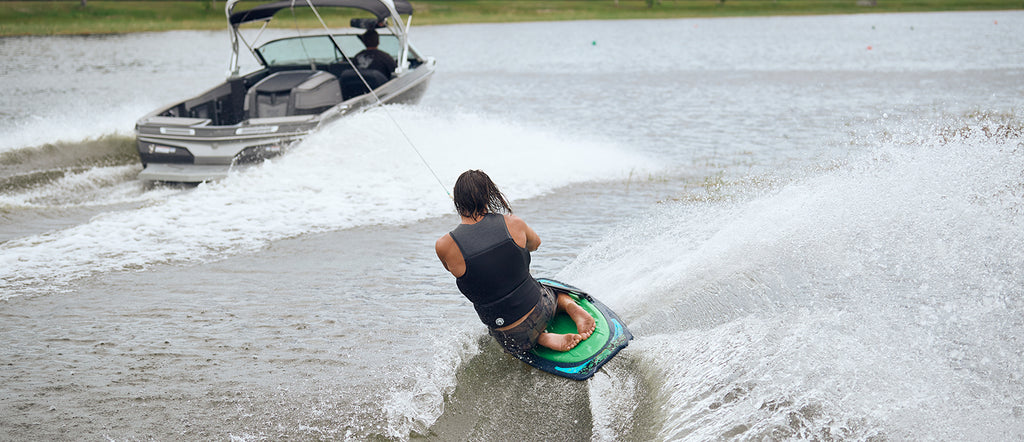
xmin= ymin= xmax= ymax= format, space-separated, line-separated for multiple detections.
xmin=1 ymin=0 xmax=1021 ymax=36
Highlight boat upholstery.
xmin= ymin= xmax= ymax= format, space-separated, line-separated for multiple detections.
xmin=245 ymin=70 xmax=342 ymax=118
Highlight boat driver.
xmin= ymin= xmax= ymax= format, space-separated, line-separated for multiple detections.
xmin=354 ymin=29 xmax=397 ymax=78
xmin=435 ymin=170 xmax=596 ymax=354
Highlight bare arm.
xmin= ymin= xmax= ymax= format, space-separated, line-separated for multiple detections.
xmin=505 ymin=214 xmax=541 ymax=252
xmin=436 ymin=234 xmax=466 ymax=277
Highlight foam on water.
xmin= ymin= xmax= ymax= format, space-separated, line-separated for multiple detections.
xmin=0 ymin=104 xmax=151 ymax=154
xmin=559 ymin=118 xmax=1024 ymax=439
xmin=378 ymin=327 xmax=482 ymax=439
xmin=0 ymin=107 xmax=655 ymax=298
xmin=0 ymin=164 xmax=160 ymax=208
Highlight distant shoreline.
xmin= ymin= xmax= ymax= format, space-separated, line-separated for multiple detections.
xmin=1 ymin=0 xmax=1020 ymax=37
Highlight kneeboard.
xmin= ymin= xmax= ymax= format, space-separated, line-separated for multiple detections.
xmin=510 ymin=278 xmax=633 ymax=381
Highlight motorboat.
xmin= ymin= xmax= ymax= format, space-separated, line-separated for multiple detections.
xmin=134 ymin=0 xmax=435 ymax=182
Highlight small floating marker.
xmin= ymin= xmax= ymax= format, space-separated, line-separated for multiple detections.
xmin=867 ymin=45 xmax=873 ymax=50
xmin=994 ymin=20 xmax=998 ymax=25
xmin=592 ymin=40 xmax=597 ymax=46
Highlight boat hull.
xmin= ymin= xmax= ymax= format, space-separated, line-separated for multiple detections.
xmin=135 ymin=54 xmax=434 ymax=183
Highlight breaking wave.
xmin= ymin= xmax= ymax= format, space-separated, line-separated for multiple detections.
xmin=0 ymin=106 xmax=656 ymax=299
xmin=558 ymin=114 xmax=1024 ymax=440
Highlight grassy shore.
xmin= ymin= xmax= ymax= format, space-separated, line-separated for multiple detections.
xmin=1 ymin=0 xmax=1020 ymax=37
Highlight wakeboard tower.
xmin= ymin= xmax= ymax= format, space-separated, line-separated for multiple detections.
xmin=512 ymin=278 xmax=633 ymax=381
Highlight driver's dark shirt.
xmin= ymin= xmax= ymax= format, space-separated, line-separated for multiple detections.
xmin=354 ymin=49 xmax=397 ymax=77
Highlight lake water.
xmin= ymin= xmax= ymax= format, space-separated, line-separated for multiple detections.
xmin=2 ymin=11 xmax=1023 ymax=440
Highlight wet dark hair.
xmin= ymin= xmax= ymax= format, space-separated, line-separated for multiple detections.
xmin=360 ymin=29 xmax=379 ymax=48
xmin=453 ymin=170 xmax=512 ymax=219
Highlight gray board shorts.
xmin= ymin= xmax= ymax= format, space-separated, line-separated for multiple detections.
xmin=488 ymin=285 xmax=557 ymax=354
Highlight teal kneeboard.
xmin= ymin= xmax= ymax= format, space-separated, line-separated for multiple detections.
xmin=511 ymin=278 xmax=633 ymax=381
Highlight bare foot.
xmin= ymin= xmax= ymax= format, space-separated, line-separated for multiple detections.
xmin=537 ymin=332 xmax=582 ymax=352
xmin=563 ymin=299 xmax=596 ymax=340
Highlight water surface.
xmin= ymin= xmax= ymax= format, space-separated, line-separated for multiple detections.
xmin=2 ymin=11 xmax=1023 ymax=440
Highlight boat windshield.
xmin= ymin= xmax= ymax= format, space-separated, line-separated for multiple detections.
xmin=256 ymin=34 xmax=402 ymax=67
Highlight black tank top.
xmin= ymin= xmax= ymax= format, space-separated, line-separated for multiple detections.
xmin=449 ymin=213 xmax=542 ymax=328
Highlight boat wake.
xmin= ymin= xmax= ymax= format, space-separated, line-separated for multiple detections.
xmin=0 ymin=135 xmax=177 ymax=242
xmin=553 ymin=114 xmax=1024 ymax=440
xmin=0 ymin=106 xmax=655 ymax=299
xmin=0 ymin=134 xmax=139 ymax=193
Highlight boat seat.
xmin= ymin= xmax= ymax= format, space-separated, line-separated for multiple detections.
xmin=340 ymin=69 xmax=389 ymax=100
xmin=245 ymin=70 xmax=342 ymax=118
